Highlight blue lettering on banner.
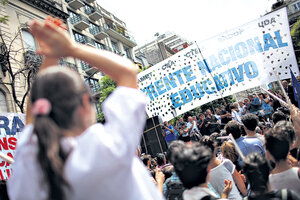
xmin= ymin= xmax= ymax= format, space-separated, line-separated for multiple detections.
xmin=0 ymin=116 xmax=24 ymax=135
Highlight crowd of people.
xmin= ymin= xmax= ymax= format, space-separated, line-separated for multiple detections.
xmin=141 ymin=82 xmax=300 ymax=199
xmin=142 ymin=103 xmax=300 ymax=199
xmin=161 ymin=83 xmax=298 ymax=146
xmin=1 ymin=18 xmax=299 ymax=200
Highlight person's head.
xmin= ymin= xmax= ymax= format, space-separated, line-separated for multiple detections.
xmin=162 ymin=165 xmax=174 ymax=180
xmin=156 ymin=153 xmax=166 ymax=166
xmin=238 ymin=101 xmax=243 ymax=107
xmin=265 ymin=122 xmax=294 ymax=163
xmin=215 ymin=108 xmax=220 ymax=115
xmin=192 ymin=116 xmax=197 ymax=121
xmin=272 ymin=111 xmax=287 ymax=124
xmin=31 ymin=67 xmax=95 ymax=199
xmin=206 ymin=109 xmax=212 ymax=115
xmin=179 ymin=117 xmax=184 ymax=122
xmin=244 ymin=98 xmax=249 ymax=104
xmin=241 ymin=113 xmax=259 ymax=132
xmin=242 ymin=153 xmax=270 ymax=195
xmin=199 ymin=113 xmax=205 ymax=118
xmin=199 ymin=135 xmax=215 ymax=153
xmin=282 ymin=80 xmax=288 ymax=89
xmin=258 ymin=93 xmax=266 ymax=99
xmin=164 ymin=121 xmax=169 ymax=126
xmin=188 ymin=116 xmax=193 ymax=122
xmin=221 ymin=141 xmax=238 ymax=163
xmin=170 ymin=142 xmax=212 ymax=189
xmin=225 ymin=120 xmax=242 ymax=139
xmin=248 ymin=95 xmax=253 ymax=101
xmin=0 ymin=180 xmax=9 ymax=200
xmin=141 ymin=155 xmax=151 ymax=167
xmin=166 ymin=140 xmax=185 ymax=162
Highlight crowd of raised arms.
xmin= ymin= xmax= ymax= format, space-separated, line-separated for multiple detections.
xmin=140 ymin=82 xmax=300 ymax=199
xmin=0 ymin=18 xmax=299 ymax=200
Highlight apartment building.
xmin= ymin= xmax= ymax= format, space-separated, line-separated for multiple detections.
xmin=0 ymin=0 xmax=137 ymax=115
xmin=135 ymin=32 xmax=190 ymax=66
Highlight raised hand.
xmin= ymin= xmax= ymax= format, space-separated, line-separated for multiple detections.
xmin=29 ymin=18 xmax=76 ymax=58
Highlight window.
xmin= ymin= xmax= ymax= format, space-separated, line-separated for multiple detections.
xmin=22 ymin=30 xmax=36 ymax=51
xmin=125 ymin=48 xmax=132 ymax=59
xmin=0 ymin=90 xmax=8 ymax=112
xmin=291 ymin=1 xmax=300 ymax=11
xmin=73 ymin=31 xmax=86 ymax=44
xmin=95 ymin=42 xmax=105 ymax=50
xmin=111 ymin=40 xmax=119 ymax=53
xmin=86 ymin=78 xmax=100 ymax=93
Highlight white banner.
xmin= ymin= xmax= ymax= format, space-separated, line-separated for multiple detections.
xmin=138 ymin=8 xmax=299 ymax=121
xmin=0 ymin=113 xmax=25 ymax=180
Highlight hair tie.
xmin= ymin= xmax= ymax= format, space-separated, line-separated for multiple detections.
xmin=32 ymin=98 xmax=52 ymax=116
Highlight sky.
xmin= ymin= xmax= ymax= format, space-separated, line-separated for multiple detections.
xmin=96 ymin=0 xmax=278 ymax=47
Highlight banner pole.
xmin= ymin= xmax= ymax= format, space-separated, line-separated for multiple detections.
xmin=194 ymin=41 xmax=228 ymax=106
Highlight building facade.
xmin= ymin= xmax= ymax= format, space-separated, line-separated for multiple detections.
xmin=135 ymin=32 xmax=190 ymax=66
xmin=0 ymin=0 xmax=137 ymax=115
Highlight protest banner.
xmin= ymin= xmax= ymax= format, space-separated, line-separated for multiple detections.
xmin=138 ymin=8 xmax=300 ymax=121
xmin=0 ymin=113 xmax=25 ymax=180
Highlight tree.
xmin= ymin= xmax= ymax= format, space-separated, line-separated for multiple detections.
xmin=0 ymin=0 xmax=9 ymax=24
xmin=291 ymin=16 xmax=300 ymax=64
xmin=0 ymin=24 xmax=42 ymax=113
xmin=97 ymin=75 xmax=116 ymax=123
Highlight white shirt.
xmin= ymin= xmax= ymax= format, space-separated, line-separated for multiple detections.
xmin=231 ymin=110 xmax=242 ymax=124
xmin=269 ymin=167 xmax=300 ymax=197
xmin=209 ymin=159 xmax=242 ymax=200
xmin=183 ymin=186 xmax=218 ymax=200
xmin=8 ymin=87 xmax=163 ymax=200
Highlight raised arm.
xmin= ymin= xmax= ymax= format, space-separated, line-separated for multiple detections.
xmin=29 ymin=20 xmax=137 ymax=89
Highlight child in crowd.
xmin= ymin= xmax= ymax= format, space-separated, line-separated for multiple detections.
xmin=7 ymin=19 xmax=163 ymax=200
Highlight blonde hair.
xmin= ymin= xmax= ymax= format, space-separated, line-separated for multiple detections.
xmin=221 ymin=141 xmax=238 ymax=163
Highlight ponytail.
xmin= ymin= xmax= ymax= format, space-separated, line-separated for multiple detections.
xmin=34 ymin=115 xmax=69 ymax=200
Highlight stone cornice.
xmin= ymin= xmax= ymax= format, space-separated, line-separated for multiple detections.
xmin=19 ymin=0 xmax=69 ymax=21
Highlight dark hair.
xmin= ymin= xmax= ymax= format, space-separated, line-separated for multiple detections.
xmin=242 ymin=153 xmax=270 ymax=195
xmin=141 ymin=155 xmax=150 ymax=166
xmin=241 ymin=113 xmax=258 ymax=131
xmin=273 ymin=121 xmax=295 ymax=145
xmin=171 ymin=142 xmax=212 ymax=189
xmin=265 ymin=123 xmax=293 ymax=162
xmin=225 ymin=120 xmax=241 ymax=139
xmin=200 ymin=135 xmax=215 ymax=152
xmin=258 ymin=93 xmax=266 ymax=99
xmin=0 ymin=180 xmax=9 ymax=200
xmin=272 ymin=111 xmax=287 ymax=124
xmin=31 ymin=68 xmax=90 ymax=200
xmin=162 ymin=165 xmax=174 ymax=180
xmin=156 ymin=153 xmax=166 ymax=166
xmin=166 ymin=140 xmax=185 ymax=162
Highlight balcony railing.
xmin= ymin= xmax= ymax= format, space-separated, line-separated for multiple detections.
xmin=70 ymin=15 xmax=89 ymax=30
xmin=84 ymin=6 xmax=102 ymax=21
xmin=59 ymin=59 xmax=78 ymax=72
xmin=65 ymin=0 xmax=84 ymax=10
xmin=24 ymin=50 xmax=42 ymax=68
xmin=75 ymin=35 xmax=95 ymax=47
xmin=89 ymin=26 xmax=108 ymax=40
xmin=104 ymin=23 xmax=136 ymax=47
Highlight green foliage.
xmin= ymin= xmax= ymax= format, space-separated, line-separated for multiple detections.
xmin=291 ymin=16 xmax=300 ymax=63
xmin=97 ymin=75 xmax=116 ymax=123
xmin=0 ymin=0 xmax=9 ymax=24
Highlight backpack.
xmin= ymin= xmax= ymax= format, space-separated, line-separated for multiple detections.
xmin=165 ymin=178 xmax=185 ymax=200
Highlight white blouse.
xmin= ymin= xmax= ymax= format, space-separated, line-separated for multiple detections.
xmin=8 ymin=87 xmax=164 ymax=200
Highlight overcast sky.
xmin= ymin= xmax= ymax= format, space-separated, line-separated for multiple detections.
xmin=97 ymin=0 xmax=278 ymax=46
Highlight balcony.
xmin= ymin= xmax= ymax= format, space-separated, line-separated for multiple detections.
xmin=81 ymin=61 xmax=98 ymax=75
xmin=59 ymin=59 xmax=78 ymax=72
xmin=70 ymin=15 xmax=89 ymax=30
xmin=24 ymin=50 xmax=42 ymax=68
xmin=89 ymin=26 xmax=108 ymax=40
xmin=84 ymin=6 xmax=102 ymax=21
xmin=104 ymin=23 xmax=137 ymax=47
xmin=65 ymin=0 xmax=84 ymax=10
xmin=85 ymin=0 xmax=95 ymax=3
